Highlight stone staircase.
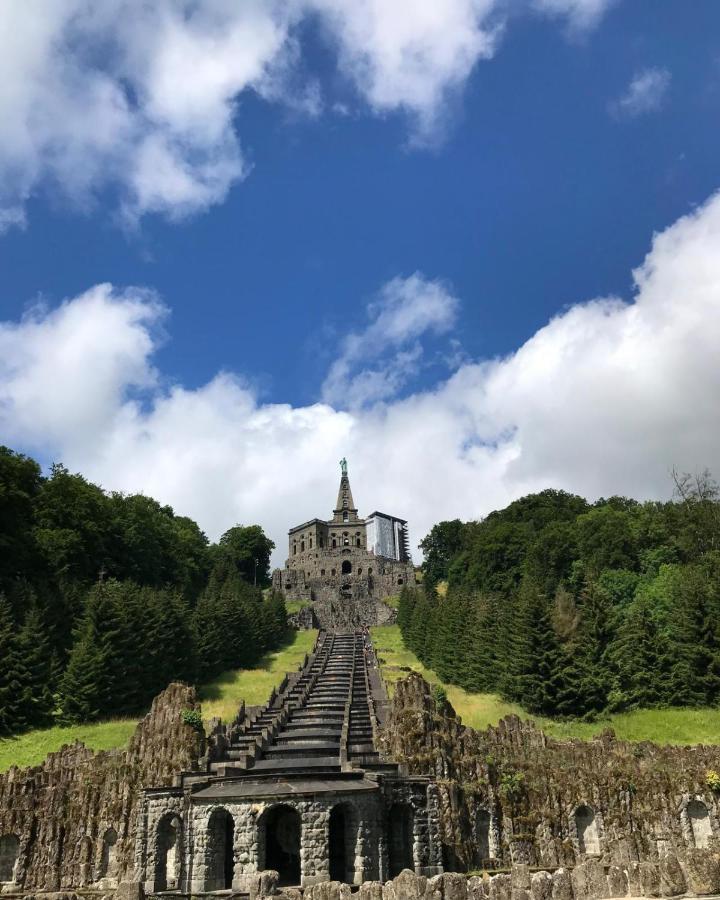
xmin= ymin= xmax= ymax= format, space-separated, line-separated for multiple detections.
xmin=203 ymin=629 xmax=396 ymax=781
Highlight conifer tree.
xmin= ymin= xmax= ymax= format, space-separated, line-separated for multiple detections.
xmin=0 ymin=596 xmax=29 ymax=734
xmin=608 ymin=596 xmax=670 ymax=710
xmin=17 ymin=604 xmax=55 ymax=727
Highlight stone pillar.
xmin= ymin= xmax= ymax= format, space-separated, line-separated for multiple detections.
xmin=234 ymin=805 xmax=259 ymax=883
xmin=301 ymin=801 xmax=330 ymax=887
xmin=426 ymin=783 xmax=444 ymax=876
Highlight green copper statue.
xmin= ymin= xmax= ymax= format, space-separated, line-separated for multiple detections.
xmin=339 ymin=457 xmax=348 ymax=476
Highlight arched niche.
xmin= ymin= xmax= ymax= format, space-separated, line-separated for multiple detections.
xmin=0 ymin=834 xmax=19 ymax=884
xmin=329 ymin=803 xmax=359 ymax=884
xmin=388 ymin=803 xmax=414 ymax=877
xmin=156 ymin=814 xmax=183 ymax=890
xmin=206 ymin=808 xmax=235 ymax=891
xmin=258 ymin=804 xmax=301 ymax=886
xmin=341 ymin=560 xmax=352 ymax=575
xmin=688 ymin=800 xmax=712 ymax=849
xmin=476 ymin=809 xmax=491 ymax=863
xmin=575 ymin=805 xmax=600 ymax=855
xmin=98 ymin=827 xmax=118 ymax=881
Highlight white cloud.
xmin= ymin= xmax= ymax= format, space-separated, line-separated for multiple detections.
xmin=533 ymin=0 xmax=617 ymax=32
xmin=610 ymin=67 xmax=671 ymax=119
xmin=0 ymin=0 xmax=615 ymax=231
xmin=321 ymin=273 xmax=460 ymax=407
xmin=2 ymin=191 xmax=720 ymax=565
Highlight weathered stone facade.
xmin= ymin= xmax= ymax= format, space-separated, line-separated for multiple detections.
xmin=133 ymin=630 xmax=443 ymax=891
xmin=0 ymin=683 xmax=202 ymax=893
xmin=273 ymin=464 xmax=415 ymax=629
xmin=379 ymin=671 xmax=720 ymax=886
xmin=135 ymin=778 xmax=443 ymax=892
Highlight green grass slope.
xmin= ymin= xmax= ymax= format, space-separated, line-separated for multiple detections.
xmin=0 ymin=629 xmax=318 ymax=773
xmin=371 ymin=624 xmax=720 ymax=745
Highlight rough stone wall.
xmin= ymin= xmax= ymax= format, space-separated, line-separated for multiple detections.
xmin=137 ymin=790 xmax=389 ymax=890
xmin=379 ymin=673 xmax=720 ymax=883
xmin=291 ymin=860 xmax=720 ymax=900
xmin=289 ymin=595 xmax=397 ymax=631
xmin=0 ymin=682 xmax=203 ymax=892
xmin=275 ymin=549 xmax=414 ymax=604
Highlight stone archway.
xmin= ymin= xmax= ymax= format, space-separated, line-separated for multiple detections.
xmin=688 ymin=800 xmax=712 ymax=849
xmin=341 ymin=560 xmax=352 ymax=575
xmin=476 ymin=809 xmax=491 ymax=863
xmin=98 ymin=828 xmax=118 ymax=881
xmin=575 ymin=806 xmax=600 ymax=855
xmin=156 ymin=814 xmax=183 ymax=890
xmin=388 ymin=803 xmax=414 ymax=877
xmin=329 ymin=804 xmax=358 ymax=883
xmin=206 ymin=808 xmax=235 ymax=890
xmin=260 ymin=805 xmax=301 ymax=886
xmin=0 ymin=835 xmax=19 ymax=884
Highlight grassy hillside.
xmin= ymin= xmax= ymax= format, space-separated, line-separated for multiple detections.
xmin=0 ymin=629 xmax=318 ymax=773
xmin=371 ymin=624 xmax=720 ymax=746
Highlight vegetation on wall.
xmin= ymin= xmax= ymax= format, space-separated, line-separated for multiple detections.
xmin=404 ymin=472 xmax=720 ymax=719
xmin=0 ymin=445 xmax=286 ymax=734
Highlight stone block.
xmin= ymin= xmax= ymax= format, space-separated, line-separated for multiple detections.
xmin=440 ymin=872 xmax=469 ymax=900
xmin=394 ymin=869 xmax=427 ymax=900
xmin=360 ymin=882 xmax=384 ymax=900
xmin=512 ymin=866 xmax=531 ymax=891
xmin=551 ymin=868 xmax=573 ymax=900
xmin=511 ymin=888 xmax=530 ymax=900
xmin=681 ymin=848 xmax=720 ymax=895
xmin=467 ymin=875 xmax=488 ymax=900
xmin=658 ymin=854 xmax=685 ymax=897
xmin=605 ymin=866 xmax=627 ymax=898
xmin=425 ymin=874 xmax=443 ymax=900
xmin=572 ymin=859 xmax=608 ymax=900
xmin=530 ymin=870 xmax=553 ymax=900
xmin=489 ymin=873 xmax=512 ymax=900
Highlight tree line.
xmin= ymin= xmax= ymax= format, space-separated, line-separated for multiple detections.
xmin=0 ymin=446 xmax=286 ymax=734
xmin=401 ymin=473 xmax=720 ymax=718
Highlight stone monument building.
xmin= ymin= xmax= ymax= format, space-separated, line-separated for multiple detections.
xmin=272 ymin=460 xmax=415 ymax=627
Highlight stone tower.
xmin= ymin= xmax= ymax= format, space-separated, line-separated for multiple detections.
xmin=272 ymin=460 xmax=415 ymax=628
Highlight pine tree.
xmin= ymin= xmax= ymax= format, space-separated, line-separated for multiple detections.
xmin=58 ymin=632 xmax=107 ymax=723
xmin=0 ymin=595 xmax=29 ymax=734
xmin=17 ymin=604 xmax=55 ymax=727
xmin=608 ymin=596 xmax=670 ymax=710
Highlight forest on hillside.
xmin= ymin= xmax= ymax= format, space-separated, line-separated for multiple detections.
xmin=0 ymin=446 xmax=287 ymax=735
xmin=402 ymin=472 xmax=720 ymax=719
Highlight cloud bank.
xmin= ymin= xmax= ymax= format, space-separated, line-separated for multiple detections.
xmin=0 ymin=0 xmax=616 ymax=231
xmin=2 ymin=189 xmax=719 ymax=565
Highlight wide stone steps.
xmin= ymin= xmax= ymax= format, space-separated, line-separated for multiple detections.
xmin=207 ymin=629 xmax=401 ymax=780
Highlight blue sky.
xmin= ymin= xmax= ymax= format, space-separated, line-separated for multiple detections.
xmin=1 ymin=0 xmax=720 ymax=559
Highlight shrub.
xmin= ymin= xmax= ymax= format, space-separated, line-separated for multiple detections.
xmin=181 ymin=709 xmax=204 ymax=731
xmin=706 ymin=770 xmax=720 ymax=792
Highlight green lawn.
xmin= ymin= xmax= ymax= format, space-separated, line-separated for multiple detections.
xmin=0 ymin=719 xmax=138 ymax=772
xmin=199 ymin=629 xmax=318 ymax=721
xmin=285 ymin=599 xmax=312 ymax=614
xmin=370 ymin=625 xmax=720 ymax=746
xmin=0 ymin=629 xmax=318 ymax=774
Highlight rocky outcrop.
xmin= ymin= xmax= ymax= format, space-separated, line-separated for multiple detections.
xmin=379 ymin=673 xmax=720 ymax=876
xmin=293 ymin=595 xmax=398 ymax=630
xmin=0 ymin=683 xmax=202 ymax=891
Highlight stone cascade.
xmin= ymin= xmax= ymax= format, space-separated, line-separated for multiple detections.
xmin=134 ymin=634 xmax=445 ymax=891
xmin=205 ymin=630 xmax=392 ymax=779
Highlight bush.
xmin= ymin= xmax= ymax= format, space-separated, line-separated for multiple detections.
xmin=432 ymin=683 xmax=448 ymax=708
xmin=706 ymin=769 xmax=720 ymax=792
xmin=181 ymin=708 xmax=204 ymax=731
